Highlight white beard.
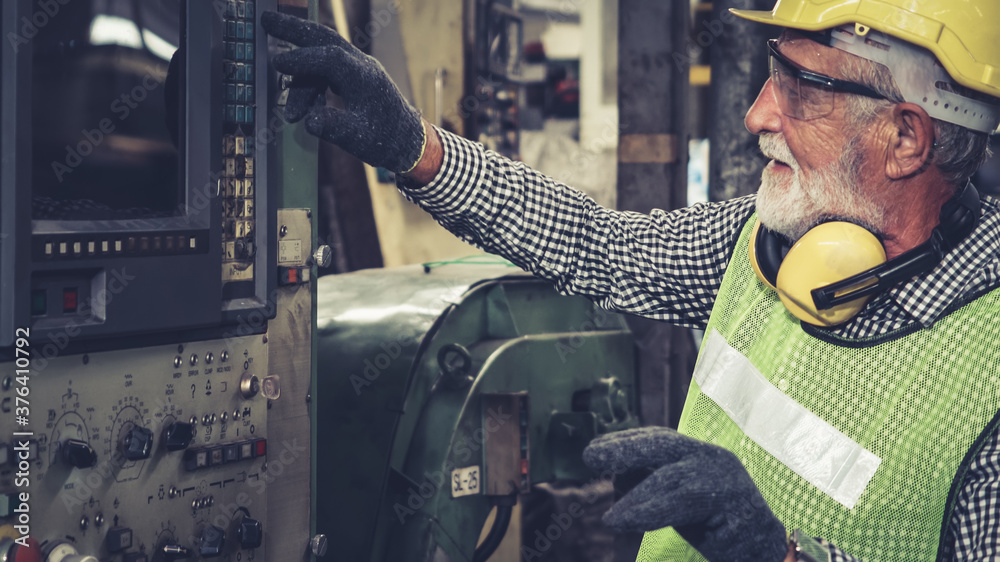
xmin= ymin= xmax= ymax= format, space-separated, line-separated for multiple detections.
xmin=756 ymin=133 xmax=884 ymax=242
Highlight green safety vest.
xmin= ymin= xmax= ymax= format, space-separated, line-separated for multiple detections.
xmin=638 ymin=216 xmax=1000 ymax=562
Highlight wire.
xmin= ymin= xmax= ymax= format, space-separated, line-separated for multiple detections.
xmin=421 ymin=255 xmax=517 ymax=273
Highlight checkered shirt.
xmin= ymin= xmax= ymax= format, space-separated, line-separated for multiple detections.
xmin=398 ymin=127 xmax=1000 ymax=561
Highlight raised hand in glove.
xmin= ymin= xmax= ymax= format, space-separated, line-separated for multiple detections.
xmin=260 ymin=11 xmax=426 ymax=174
xmin=583 ymin=427 xmax=789 ymax=562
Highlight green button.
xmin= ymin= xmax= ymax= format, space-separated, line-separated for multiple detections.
xmin=31 ymin=289 xmax=46 ymax=316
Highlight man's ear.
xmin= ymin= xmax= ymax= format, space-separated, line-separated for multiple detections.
xmin=886 ymin=102 xmax=935 ymax=179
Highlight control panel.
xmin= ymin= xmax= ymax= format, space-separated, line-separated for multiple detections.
xmin=0 ymin=334 xmax=274 ymax=561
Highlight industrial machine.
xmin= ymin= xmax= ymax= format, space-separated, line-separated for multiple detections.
xmin=314 ymin=263 xmax=637 ymax=561
xmin=0 ymin=1 xmax=320 ymax=560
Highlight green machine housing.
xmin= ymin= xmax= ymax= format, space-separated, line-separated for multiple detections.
xmin=315 ymin=263 xmax=638 ymax=561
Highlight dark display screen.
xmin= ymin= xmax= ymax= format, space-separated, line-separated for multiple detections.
xmin=31 ymin=0 xmax=183 ymax=220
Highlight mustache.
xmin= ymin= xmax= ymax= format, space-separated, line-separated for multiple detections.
xmin=759 ymin=133 xmax=796 ymax=166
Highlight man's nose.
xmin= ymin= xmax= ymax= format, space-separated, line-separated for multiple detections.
xmin=745 ymin=78 xmax=783 ymax=136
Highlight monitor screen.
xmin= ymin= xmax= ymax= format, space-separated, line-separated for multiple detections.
xmin=31 ymin=0 xmax=183 ymax=221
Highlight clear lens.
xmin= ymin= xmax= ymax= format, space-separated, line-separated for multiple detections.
xmin=769 ymin=53 xmax=836 ymax=120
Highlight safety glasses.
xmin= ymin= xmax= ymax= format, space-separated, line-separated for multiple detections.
xmin=768 ymin=39 xmax=885 ymax=120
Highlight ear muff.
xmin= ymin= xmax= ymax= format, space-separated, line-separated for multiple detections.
xmin=749 ymin=183 xmax=981 ymax=328
xmin=750 ymin=221 xmax=886 ymax=326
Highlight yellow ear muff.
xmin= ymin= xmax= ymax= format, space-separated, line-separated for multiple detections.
xmin=775 ymin=222 xmax=886 ymax=326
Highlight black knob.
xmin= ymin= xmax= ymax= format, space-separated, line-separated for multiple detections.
xmin=163 ymin=422 xmax=195 ymax=451
xmin=199 ymin=525 xmax=226 ymax=558
xmin=237 ymin=517 xmax=263 ymax=549
xmin=62 ymin=439 xmax=98 ymax=468
xmin=121 ymin=426 xmax=154 ymax=460
xmin=161 ymin=544 xmax=192 ymax=560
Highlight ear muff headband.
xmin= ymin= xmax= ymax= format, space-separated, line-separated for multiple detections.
xmin=750 ymin=183 xmax=980 ymax=326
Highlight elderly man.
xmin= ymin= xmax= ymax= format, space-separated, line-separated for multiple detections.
xmin=263 ymin=0 xmax=1000 ymax=560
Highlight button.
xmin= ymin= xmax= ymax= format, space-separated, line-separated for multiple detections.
xmin=44 ymin=242 xmax=53 ymax=256
xmin=245 ymin=24 xmax=254 ymax=40
xmin=114 ymin=239 xmax=123 ymax=253
xmin=62 ymin=439 xmax=98 ymax=468
xmin=73 ymin=241 xmax=81 ymax=254
xmin=31 ymin=290 xmax=46 ymax=316
xmin=228 ymin=21 xmax=237 ymax=38
xmin=63 ymin=288 xmax=77 ymax=313
xmin=87 ymin=241 xmax=96 ymax=254
xmin=245 ymin=43 xmax=254 ymax=61
xmin=254 ymin=438 xmax=266 ymax=458
xmin=101 ymin=240 xmax=110 ymax=253
xmin=208 ymin=447 xmax=224 ymax=466
xmin=106 ymin=526 xmax=133 ymax=552
xmin=223 ymin=444 xmax=239 ymax=463
xmin=199 ymin=525 xmax=226 ymax=558
xmin=121 ymin=426 xmax=154 ymax=460
xmin=183 ymin=448 xmax=208 ymax=471
xmin=239 ymin=441 xmax=253 ymax=460
xmin=59 ymin=242 xmax=68 ymax=255
xmin=0 ymin=492 xmax=18 ymax=517
xmin=163 ymin=422 xmax=195 ymax=451
xmin=237 ymin=517 xmax=263 ymax=549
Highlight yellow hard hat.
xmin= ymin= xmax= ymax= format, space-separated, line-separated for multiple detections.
xmin=731 ymin=0 xmax=1000 ymax=100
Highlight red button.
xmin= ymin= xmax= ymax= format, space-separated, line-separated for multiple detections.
xmin=10 ymin=536 xmax=42 ymax=562
xmin=255 ymin=438 xmax=267 ymax=457
xmin=63 ymin=288 xmax=77 ymax=313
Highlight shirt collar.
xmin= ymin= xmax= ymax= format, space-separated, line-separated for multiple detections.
xmin=882 ymin=191 xmax=1000 ymax=328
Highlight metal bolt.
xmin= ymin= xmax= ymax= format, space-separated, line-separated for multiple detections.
xmin=279 ymin=225 xmax=288 ymax=237
xmin=80 ymin=516 xmax=89 ymax=530
xmin=310 ymin=534 xmax=328 ymax=557
xmin=95 ymin=513 xmax=104 ymax=527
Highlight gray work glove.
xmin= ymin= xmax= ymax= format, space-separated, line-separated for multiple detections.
xmin=583 ymin=427 xmax=788 ymax=562
xmin=260 ymin=11 xmax=426 ymax=174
